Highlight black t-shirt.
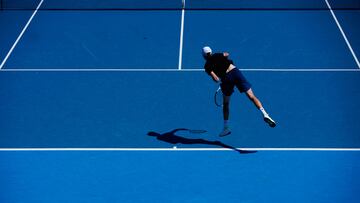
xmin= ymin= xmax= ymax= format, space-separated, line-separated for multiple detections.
xmin=204 ymin=53 xmax=234 ymax=79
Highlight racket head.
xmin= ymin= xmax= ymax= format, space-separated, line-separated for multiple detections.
xmin=214 ymin=86 xmax=223 ymax=107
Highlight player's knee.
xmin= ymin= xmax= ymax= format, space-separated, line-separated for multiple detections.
xmin=247 ymin=91 xmax=257 ymax=100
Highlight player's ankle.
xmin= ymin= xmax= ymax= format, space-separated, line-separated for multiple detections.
xmin=224 ymin=120 xmax=229 ymax=127
xmin=259 ymin=107 xmax=269 ymax=117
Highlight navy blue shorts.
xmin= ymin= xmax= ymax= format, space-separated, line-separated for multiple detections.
xmin=220 ymin=68 xmax=252 ymax=96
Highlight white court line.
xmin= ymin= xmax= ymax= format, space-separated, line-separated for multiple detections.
xmin=0 ymin=0 xmax=44 ymax=69
xmin=325 ymin=0 xmax=360 ymax=68
xmin=0 ymin=68 xmax=360 ymax=72
xmin=178 ymin=0 xmax=186 ymax=70
xmin=0 ymin=148 xmax=359 ymax=151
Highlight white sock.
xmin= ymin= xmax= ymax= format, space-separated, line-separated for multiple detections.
xmin=260 ymin=107 xmax=268 ymax=117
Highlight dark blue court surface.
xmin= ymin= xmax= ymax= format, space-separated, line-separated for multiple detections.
xmin=1 ymin=71 xmax=360 ymax=148
xmin=335 ymin=11 xmax=360 ymax=57
xmin=2 ymin=10 xmax=181 ymax=69
xmin=1 ymin=0 xmax=360 ymax=202
xmin=183 ymin=10 xmax=358 ymax=69
xmin=0 ymin=11 xmax=34 ymax=61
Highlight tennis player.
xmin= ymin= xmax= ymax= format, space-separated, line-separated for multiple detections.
xmin=202 ymin=46 xmax=276 ymax=137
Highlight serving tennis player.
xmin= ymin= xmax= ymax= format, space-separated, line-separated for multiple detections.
xmin=202 ymin=46 xmax=276 ymax=137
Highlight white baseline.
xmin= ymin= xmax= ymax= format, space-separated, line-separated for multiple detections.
xmin=0 ymin=68 xmax=360 ymax=72
xmin=0 ymin=148 xmax=359 ymax=151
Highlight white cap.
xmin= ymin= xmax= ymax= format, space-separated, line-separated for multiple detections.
xmin=202 ymin=46 xmax=212 ymax=56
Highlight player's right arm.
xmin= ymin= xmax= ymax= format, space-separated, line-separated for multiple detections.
xmin=205 ymin=65 xmax=220 ymax=82
xmin=210 ymin=71 xmax=220 ymax=82
xmin=204 ymin=61 xmax=220 ymax=83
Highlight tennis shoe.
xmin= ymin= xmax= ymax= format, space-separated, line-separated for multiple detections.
xmin=264 ymin=114 xmax=276 ymax=128
xmin=219 ymin=126 xmax=231 ymax=137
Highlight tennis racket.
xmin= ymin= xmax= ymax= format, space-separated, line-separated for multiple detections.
xmin=214 ymin=86 xmax=223 ymax=107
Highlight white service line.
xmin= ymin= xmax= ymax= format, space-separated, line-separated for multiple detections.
xmin=325 ymin=0 xmax=360 ymax=68
xmin=178 ymin=0 xmax=186 ymax=70
xmin=0 ymin=68 xmax=360 ymax=72
xmin=0 ymin=0 xmax=44 ymax=69
xmin=0 ymin=148 xmax=359 ymax=151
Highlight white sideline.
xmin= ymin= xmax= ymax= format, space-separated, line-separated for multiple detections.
xmin=325 ymin=0 xmax=360 ymax=68
xmin=178 ymin=0 xmax=186 ymax=70
xmin=0 ymin=0 xmax=44 ymax=69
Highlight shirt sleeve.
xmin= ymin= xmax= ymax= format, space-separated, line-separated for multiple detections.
xmin=204 ymin=61 xmax=213 ymax=75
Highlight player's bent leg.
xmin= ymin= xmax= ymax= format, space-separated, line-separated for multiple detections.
xmin=246 ymin=89 xmax=276 ymax=127
xmin=245 ymin=88 xmax=262 ymax=109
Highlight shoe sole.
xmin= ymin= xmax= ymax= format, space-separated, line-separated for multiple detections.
xmin=219 ymin=131 xmax=231 ymax=137
xmin=264 ymin=118 xmax=276 ymax=128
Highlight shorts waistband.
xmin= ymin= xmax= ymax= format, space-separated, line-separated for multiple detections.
xmin=226 ymin=64 xmax=237 ymax=73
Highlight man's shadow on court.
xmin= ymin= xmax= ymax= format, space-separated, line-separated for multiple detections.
xmin=147 ymin=128 xmax=257 ymax=154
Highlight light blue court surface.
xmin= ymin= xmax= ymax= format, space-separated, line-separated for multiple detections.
xmin=1 ymin=0 xmax=360 ymax=202
xmin=0 ymin=151 xmax=359 ymax=203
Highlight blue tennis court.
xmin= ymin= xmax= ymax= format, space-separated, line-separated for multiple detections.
xmin=1 ymin=0 xmax=360 ymax=202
